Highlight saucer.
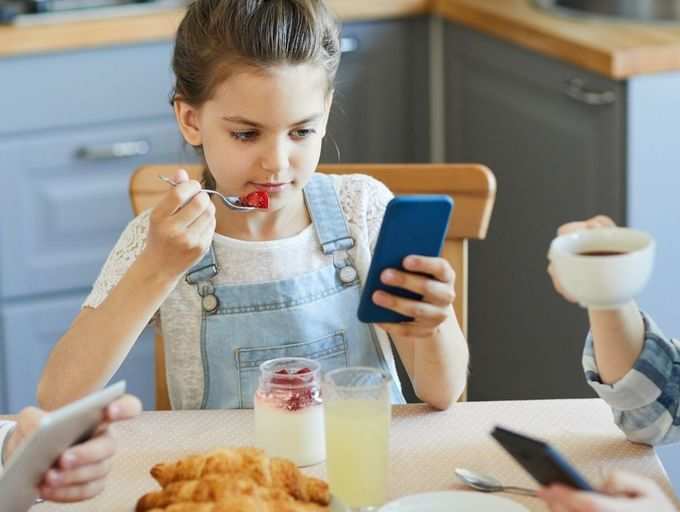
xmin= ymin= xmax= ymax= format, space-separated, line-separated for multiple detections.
xmin=380 ymin=491 xmax=530 ymax=511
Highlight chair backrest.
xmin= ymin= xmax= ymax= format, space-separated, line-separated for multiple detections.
xmin=130 ymin=163 xmax=496 ymax=409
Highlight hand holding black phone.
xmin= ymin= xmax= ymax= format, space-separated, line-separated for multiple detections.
xmin=491 ymin=426 xmax=595 ymax=492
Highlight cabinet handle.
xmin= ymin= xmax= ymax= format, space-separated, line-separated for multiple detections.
xmin=340 ymin=36 xmax=359 ymax=54
xmin=75 ymin=140 xmax=151 ymax=160
xmin=564 ymin=78 xmax=616 ymax=106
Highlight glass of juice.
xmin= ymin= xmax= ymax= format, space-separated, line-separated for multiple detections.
xmin=323 ymin=367 xmax=391 ymax=511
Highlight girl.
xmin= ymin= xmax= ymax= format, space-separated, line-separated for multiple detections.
xmin=38 ymin=0 xmax=468 ymax=411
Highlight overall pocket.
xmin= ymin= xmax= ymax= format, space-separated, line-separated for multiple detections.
xmin=235 ymin=331 xmax=348 ymax=408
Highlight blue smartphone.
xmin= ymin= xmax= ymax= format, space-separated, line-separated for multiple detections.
xmin=491 ymin=426 xmax=595 ymax=491
xmin=357 ymin=195 xmax=454 ymax=324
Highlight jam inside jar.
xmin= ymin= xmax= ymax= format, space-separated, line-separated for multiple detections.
xmin=254 ymin=357 xmax=325 ymax=466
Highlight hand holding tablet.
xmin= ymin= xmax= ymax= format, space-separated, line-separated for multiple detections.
xmin=0 ymin=382 xmax=141 ymax=511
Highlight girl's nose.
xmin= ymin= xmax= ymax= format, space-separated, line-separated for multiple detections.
xmin=260 ymin=138 xmax=290 ymax=175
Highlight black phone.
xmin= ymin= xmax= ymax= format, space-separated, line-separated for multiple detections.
xmin=491 ymin=426 xmax=595 ymax=491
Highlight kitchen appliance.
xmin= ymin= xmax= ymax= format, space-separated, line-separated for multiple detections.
xmin=535 ymin=0 xmax=680 ymax=22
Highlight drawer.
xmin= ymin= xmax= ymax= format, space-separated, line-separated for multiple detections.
xmin=0 ymin=41 xmax=175 ymax=136
xmin=0 ymin=117 xmax=197 ymax=299
xmin=0 ymin=293 xmax=155 ymax=413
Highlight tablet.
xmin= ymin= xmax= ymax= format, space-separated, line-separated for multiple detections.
xmin=0 ymin=380 xmax=126 ymax=511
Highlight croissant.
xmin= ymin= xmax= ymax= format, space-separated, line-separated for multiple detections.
xmin=145 ymin=495 xmax=328 ymax=512
xmin=148 ymin=448 xmax=329 ymax=505
xmin=151 ymin=448 xmax=269 ymax=488
xmin=137 ymin=475 xmax=295 ymax=511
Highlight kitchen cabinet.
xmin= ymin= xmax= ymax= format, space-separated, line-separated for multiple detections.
xmin=0 ymin=118 xmax=188 ymax=300
xmin=1 ymin=294 xmax=155 ymax=412
xmin=321 ymin=17 xmax=431 ymax=164
xmin=0 ymin=42 xmax=176 ymax=137
xmin=445 ymin=24 xmax=627 ymax=400
xmin=0 ymin=40 xmax=187 ymax=413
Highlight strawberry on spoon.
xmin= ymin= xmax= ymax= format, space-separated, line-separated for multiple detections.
xmin=239 ymin=191 xmax=269 ymax=209
xmin=158 ymin=175 xmax=267 ymax=212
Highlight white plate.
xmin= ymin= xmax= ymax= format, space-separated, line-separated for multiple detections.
xmin=380 ymin=491 xmax=530 ymax=512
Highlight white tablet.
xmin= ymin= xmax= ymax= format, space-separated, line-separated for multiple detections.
xmin=0 ymin=381 xmax=126 ymax=512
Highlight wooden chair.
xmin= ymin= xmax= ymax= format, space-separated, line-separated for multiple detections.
xmin=130 ymin=164 xmax=496 ymax=410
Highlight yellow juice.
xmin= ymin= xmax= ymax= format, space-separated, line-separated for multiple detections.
xmin=324 ymin=398 xmax=391 ymax=508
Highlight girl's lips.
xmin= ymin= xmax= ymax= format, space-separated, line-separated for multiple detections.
xmin=252 ymin=182 xmax=290 ymax=193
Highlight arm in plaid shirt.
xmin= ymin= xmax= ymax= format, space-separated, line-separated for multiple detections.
xmin=584 ymin=312 xmax=680 ymax=446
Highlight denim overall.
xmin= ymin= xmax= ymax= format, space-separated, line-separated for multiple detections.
xmin=185 ymin=174 xmax=405 ymax=409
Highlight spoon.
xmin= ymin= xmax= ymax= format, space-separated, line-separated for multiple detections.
xmin=455 ymin=468 xmax=538 ymax=497
xmin=158 ymin=175 xmax=264 ymax=212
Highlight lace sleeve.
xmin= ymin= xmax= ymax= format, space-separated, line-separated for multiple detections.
xmin=335 ymin=174 xmax=393 ymax=253
xmin=82 ymin=210 xmax=151 ymax=309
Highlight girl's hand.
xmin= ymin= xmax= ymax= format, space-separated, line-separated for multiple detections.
xmin=538 ymin=472 xmax=676 ymax=512
xmin=5 ymin=394 xmax=142 ymax=503
xmin=143 ymin=168 xmax=216 ymax=280
xmin=548 ymin=215 xmax=616 ymax=303
xmin=373 ymin=255 xmax=455 ymax=339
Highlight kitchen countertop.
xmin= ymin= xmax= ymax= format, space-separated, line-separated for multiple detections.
xmin=0 ymin=0 xmax=430 ymax=59
xmin=433 ymin=0 xmax=680 ymax=79
xmin=2 ymin=0 xmax=680 ymax=78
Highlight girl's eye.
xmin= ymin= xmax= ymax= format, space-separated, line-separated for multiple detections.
xmin=230 ymin=131 xmax=258 ymax=142
xmin=291 ymin=128 xmax=316 ymax=140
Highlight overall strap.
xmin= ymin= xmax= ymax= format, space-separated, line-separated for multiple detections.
xmin=303 ymin=173 xmax=355 ymax=255
xmin=185 ymin=244 xmax=219 ymax=285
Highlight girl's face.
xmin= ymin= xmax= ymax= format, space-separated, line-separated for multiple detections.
xmin=175 ymin=63 xmax=332 ymax=212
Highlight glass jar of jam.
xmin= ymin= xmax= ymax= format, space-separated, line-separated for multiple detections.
xmin=254 ymin=357 xmax=325 ymax=466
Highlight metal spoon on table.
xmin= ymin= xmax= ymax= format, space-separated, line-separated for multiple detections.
xmin=455 ymin=468 xmax=538 ymax=497
xmin=158 ymin=175 xmax=263 ymax=212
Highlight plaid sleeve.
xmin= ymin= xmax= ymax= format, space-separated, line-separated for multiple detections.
xmin=583 ymin=312 xmax=680 ymax=446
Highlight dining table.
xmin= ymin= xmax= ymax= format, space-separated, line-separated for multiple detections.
xmin=20 ymin=398 xmax=679 ymax=511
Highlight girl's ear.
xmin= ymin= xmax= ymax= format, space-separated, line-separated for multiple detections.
xmin=174 ymin=98 xmax=203 ymax=147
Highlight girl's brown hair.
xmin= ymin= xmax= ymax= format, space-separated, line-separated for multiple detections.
xmin=171 ymin=0 xmax=341 ymax=189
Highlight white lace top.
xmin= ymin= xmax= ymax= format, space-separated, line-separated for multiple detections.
xmin=83 ymin=174 xmax=399 ymax=409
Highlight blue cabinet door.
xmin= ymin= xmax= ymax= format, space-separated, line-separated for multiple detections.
xmin=0 ymin=42 xmax=175 ymax=137
xmin=0 ymin=293 xmax=155 ymax=413
xmin=0 ymin=117 xmax=196 ymax=300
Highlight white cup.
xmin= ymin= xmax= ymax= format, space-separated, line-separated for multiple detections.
xmin=548 ymin=227 xmax=655 ymax=309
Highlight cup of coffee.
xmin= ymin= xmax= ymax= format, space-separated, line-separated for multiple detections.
xmin=548 ymin=227 xmax=655 ymax=309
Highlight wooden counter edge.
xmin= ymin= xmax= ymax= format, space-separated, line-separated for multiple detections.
xmin=0 ymin=0 xmax=432 ymax=59
xmin=433 ymin=0 xmax=680 ymax=79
